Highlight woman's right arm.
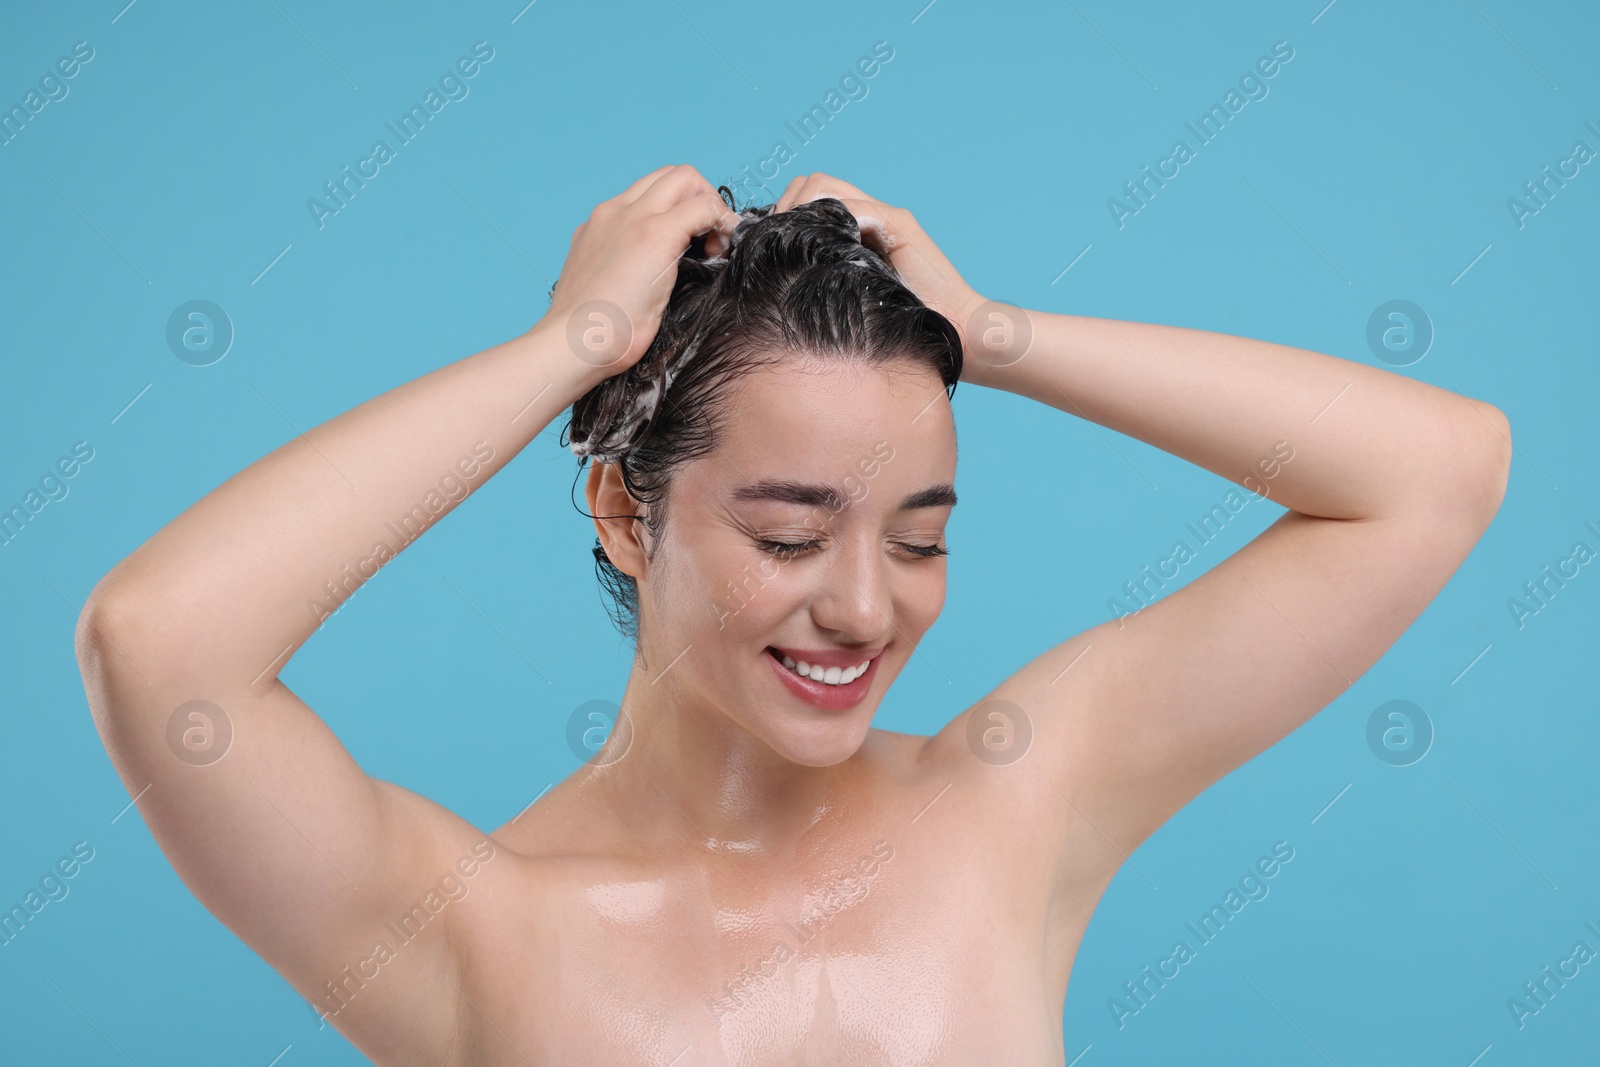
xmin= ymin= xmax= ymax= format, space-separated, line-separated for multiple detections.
xmin=73 ymin=164 xmax=736 ymax=1059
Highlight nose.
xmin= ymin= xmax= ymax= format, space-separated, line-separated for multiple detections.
xmin=811 ymin=534 xmax=892 ymax=644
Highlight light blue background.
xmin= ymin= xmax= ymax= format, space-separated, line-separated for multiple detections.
xmin=2 ymin=0 xmax=1596 ymax=1062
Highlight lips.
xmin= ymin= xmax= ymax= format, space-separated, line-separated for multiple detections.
xmin=764 ymin=646 xmax=880 ymax=711
xmin=767 ymin=645 xmax=884 ymax=669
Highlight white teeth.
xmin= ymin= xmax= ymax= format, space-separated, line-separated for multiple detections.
xmin=774 ymin=651 xmax=872 ymax=686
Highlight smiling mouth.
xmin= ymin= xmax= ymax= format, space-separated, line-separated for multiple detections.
xmin=767 ymin=648 xmax=873 ymax=685
xmin=763 ymin=647 xmax=881 ymax=711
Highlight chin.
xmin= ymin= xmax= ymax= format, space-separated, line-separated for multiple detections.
xmin=765 ymin=713 xmax=875 ymax=768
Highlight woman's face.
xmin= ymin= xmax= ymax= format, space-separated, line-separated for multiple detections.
xmin=623 ymin=357 xmax=958 ymax=768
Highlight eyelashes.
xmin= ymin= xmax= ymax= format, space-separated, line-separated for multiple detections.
xmin=757 ymin=538 xmax=949 ymax=560
xmin=756 ymin=539 xmax=816 ymax=559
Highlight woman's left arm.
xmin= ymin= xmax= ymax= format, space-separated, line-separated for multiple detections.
xmin=958 ymin=307 xmax=1510 ymax=853
xmin=965 ymin=307 xmax=1510 ymax=524
xmin=776 ymin=173 xmax=1512 ymax=861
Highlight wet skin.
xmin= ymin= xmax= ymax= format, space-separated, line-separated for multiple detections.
xmin=418 ymin=359 xmax=1104 ymax=1065
xmin=76 ymin=166 xmax=1511 ymax=1066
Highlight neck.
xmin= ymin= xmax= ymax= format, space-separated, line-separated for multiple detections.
xmin=579 ymin=646 xmax=853 ymax=856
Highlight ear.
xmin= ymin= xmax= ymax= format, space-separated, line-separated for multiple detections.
xmin=585 ymin=461 xmax=648 ymax=578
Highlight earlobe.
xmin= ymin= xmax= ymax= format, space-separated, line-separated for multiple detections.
xmin=586 ymin=462 xmax=648 ymax=579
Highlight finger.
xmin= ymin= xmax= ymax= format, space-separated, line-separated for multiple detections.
xmin=786 ymin=173 xmax=877 ymax=212
xmin=829 ymin=195 xmax=956 ymax=292
xmin=773 ymin=174 xmax=811 ymax=213
xmin=612 ymin=164 xmax=679 ymax=205
xmin=704 ymin=208 xmax=737 ymax=257
xmin=638 ymin=189 xmax=737 ymax=287
xmin=660 ymin=188 xmax=739 ymax=252
xmin=790 ymin=193 xmax=900 ymax=251
xmin=635 ymin=164 xmax=719 ymax=213
xmin=780 ymin=177 xmax=897 ymax=241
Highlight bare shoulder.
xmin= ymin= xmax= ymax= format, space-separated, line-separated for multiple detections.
xmin=872 ymin=711 xmax=1091 ymax=884
xmin=911 ymin=651 xmax=1129 ymax=892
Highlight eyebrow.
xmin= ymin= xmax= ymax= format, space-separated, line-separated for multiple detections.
xmin=730 ymin=480 xmax=957 ymax=512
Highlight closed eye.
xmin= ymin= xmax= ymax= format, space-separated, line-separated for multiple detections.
xmin=758 ymin=539 xmax=948 ymax=560
xmin=759 ymin=539 xmax=821 ymax=559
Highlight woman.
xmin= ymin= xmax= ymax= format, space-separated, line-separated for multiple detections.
xmin=76 ymin=165 xmax=1511 ymax=1065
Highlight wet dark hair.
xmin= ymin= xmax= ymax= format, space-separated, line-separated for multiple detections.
xmin=561 ymin=189 xmax=963 ymax=642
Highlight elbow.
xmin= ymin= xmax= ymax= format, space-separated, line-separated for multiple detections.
xmin=1401 ymin=399 xmax=1511 ymax=528
xmin=1469 ymin=402 xmax=1512 ymax=523
xmin=75 ymin=541 xmax=187 ymax=668
xmin=74 ymin=575 xmax=157 ymax=687
xmin=75 ymin=581 xmax=125 ymax=680
xmin=74 ymin=580 xmax=136 ymax=740
xmin=1433 ymin=401 xmax=1510 ymax=529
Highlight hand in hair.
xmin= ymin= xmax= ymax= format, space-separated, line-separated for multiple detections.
xmin=541 ymin=164 xmax=741 ymax=385
xmin=774 ymin=172 xmax=988 ymax=353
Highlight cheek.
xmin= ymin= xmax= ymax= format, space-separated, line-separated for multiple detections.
xmin=709 ymin=555 xmax=799 ymax=638
xmin=658 ymin=533 xmax=788 ymax=639
xmin=897 ymin=565 xmax=948 ymax=633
